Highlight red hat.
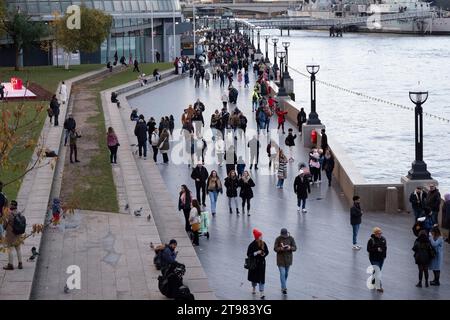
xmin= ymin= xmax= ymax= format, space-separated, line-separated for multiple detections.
xmin=253 ymin=228 xmax=262 ymax=240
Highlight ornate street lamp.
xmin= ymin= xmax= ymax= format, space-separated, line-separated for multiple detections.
xmin=256 ymin=26 xmax=262 ymax=54
xmin=407 ymin=91 xmax=432 ymax=180
xmin=282 ymin=41 xmax=291 ymax=78
xmin=264 ymin=35 xmax=270 ymax=63
xmin=272 ymin=37 xmax=279 ymax=77
xmin=306 ymin=64 xmax=321 ymax=125
xmin=251 ymin=28 xmax=254 ymax=47
xmin=277 ymin=51 xmax=287 ymax=97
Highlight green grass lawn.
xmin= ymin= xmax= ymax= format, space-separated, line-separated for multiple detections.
xmin=63 ymin=62 xmax=172 ymax=212
xmin=95 ymin=62 xmax=173 ymax=91
xmin=0 ymin=64 xmax=103 ymax=201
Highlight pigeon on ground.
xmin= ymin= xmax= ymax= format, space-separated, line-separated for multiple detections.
xmin=134 ymin=207 xmax=143 ymax=216
xmin=28 ymin=247 xmax=40 ymax=262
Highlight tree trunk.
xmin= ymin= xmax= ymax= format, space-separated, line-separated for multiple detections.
xmin=64 ymin=51 xmax=71 ymax=70
xmin=14 ymin=45 xmax=20 ymax=71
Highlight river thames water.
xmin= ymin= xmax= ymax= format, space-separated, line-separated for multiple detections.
xmin=265 ymin=29 xmax=450 ymax=195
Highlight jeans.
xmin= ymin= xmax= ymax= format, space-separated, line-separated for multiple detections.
xmin=277 ymin=178 xmax=285 ymax=188
xmin=352 ymin=224 xmax=360 ymax=245
xmin=64 ymin=129 xmax=69 ymax=145
xmin=252 ymin=282 xmax=265 ymax=292
xmin=326 ymin=170 xmax=332 ymax=186
xmin=209 ymin=191 xmax=218 ymax=214
xmin=138 ymin=140 xmax=147 ymax=157
xmin=297 ymin=198 xmax=306 ymax=209
xmin=108 ymin=145 xmax=118 ymax=163
xmin=278 ymin=266 xmax=290 ymax=290
xmin=228 ymin=197 xmax=238 ymax=210
xmin=369 ymin=259 xmax=384 ymax=289
xmin=413 ymin=208 xmax=424 ymax=221
xmin=252 ymin=101 xmax=258 ymax=111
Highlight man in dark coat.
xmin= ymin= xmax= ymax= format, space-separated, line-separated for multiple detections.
xmin=297 ymin=108 xmax=307 ymax=133
xmin=320 ymin=128 xmax=328 ymax=151
xmin=248 ymin=136 xmax=260 ymax=170
xmin=409 ymin=186 xmax=427 ymax=221
xmin=425 ymin=184 xmax=441 ymax=224
xmin=274 ymin=228 xmax=297 ymax=295
xmin=367 ymin=227 xmax=387 ymax=293
xmin=190 ymin=163 xmax=209 ymax=207
xmin=294 ymin=171 xmax=311 ymax=213
xmin=63 ymin=113 xmax=76 ymax=146
xmin=147 ymin=117 xmax=157 ymax=138
xmin=134 ymin=117 xmax=148 ymax=158
xmin=50 ymin=95 xmax=60 ymax=126
xmin=228 ymin=87 xmax=238 ymax=104
xmin=350 ymin=195 xmax=363 ymax=250
xmin=247 ymin=228 xmax=269 ymax=299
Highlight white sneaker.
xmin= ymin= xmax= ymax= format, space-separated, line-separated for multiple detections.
xmin=352 ymin=245 xmax=358 ymax=250
xmin=302 ymin=209 xmax=307 ymax=213
xmin=356 ymin=245 xmax=361 ymax=250
xmin=297 ymin=207 xmax=301 ymax=213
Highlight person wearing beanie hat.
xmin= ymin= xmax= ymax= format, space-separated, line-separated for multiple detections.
xmin=367 ymin=227 xmax=387 ymax=293
xmin=246 ymin=228 xmax=269 ymax=299
xmin=274 ymin=228 xmax=297 ymax=295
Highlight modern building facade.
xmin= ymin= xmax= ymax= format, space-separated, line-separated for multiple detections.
xmin=0 ymin=0 xmax=183 ymax=66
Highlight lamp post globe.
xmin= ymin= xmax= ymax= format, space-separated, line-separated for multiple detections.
xmin=407 ymin=90 xmax=432 ymax=180
xmin=277 ymin=51 xmax=287 ymax=97
xmin=306 ymin=64 xmax=321 ymax=125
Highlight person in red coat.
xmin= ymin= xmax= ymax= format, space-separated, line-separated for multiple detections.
xmin=276 ymin=108 xmax=288 ymax=134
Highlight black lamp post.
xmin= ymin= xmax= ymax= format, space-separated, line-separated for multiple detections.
xmin=282 ymin=41 xmax=291 ymax=78
xmin=407 ymin=91 xmax=432 ymax=180
xmin=251 ymin=28 xmax=254 ymax=47
xmin=264 ymin=35 xmax=270 ymax=63
xmin=306 ymin=65 xmax=321 ymax=125
xmin=277 ymin=51 xmax=287 ymax=97
xmin=272 ymin=37 xmax=279 ymax=78
xmin=256 ymin=27 xmax=261 ymax=54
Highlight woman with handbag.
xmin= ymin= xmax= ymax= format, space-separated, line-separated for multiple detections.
xmin=107 ymin=127 xmax=119 ymax=164
xmin=246 ymin=228 xmax=269 ymax=299
xmin=207 ymin=170 xmax=223 ymax=216
xmin=158 ymin=128 xmax=170 ymax=164
xmin=189 ymin=199 xmax=202 ymax=246
xmin=178 ymin=185 xmax=193 ymax=233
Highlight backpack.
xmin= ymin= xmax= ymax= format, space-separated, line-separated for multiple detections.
xmin=174 ymin=285 xmax=195 ymax=301
xmin=153 ymin=244 xmax=166 ymax=270
xmin=12 ymin=212 xmax=26 ymax=235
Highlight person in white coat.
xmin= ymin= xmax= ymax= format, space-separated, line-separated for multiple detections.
xmin=59 ymin=81 xmax=67 ymax=105
xmin=216 ymin=135 xmax=225 ymax=167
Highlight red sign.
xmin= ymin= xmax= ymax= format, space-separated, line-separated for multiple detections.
xmin=11 ymin=77 xmax=23 ymax=90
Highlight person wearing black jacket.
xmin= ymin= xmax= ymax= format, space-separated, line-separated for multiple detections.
xmin=178 ymin=185 xmax=193 ymax=232
xmin=297 ymin=108 xmax=307 ymax=133
xmin=63 ymin=114 xmax=76 ymax=146
xmin=409 ymin=187 xmax=427 ymax=221
xmin=224 ymin=170 xmax=240 ymax=215
xmin=147 ymin=117 xmax=156 ymax=138
xmin=192 ymin=110 xmax=204 ymax=139
xmin=350 ymin=196 xmax=363 ymax=250
xmin=294 ymin=171 xmax=311 ymax=213
xmin=50 ymin=95 xmax=60 ymax=126
xmin=425 ymin=184 xmax=441 ymax=225
xmin=320 ymin=128 xmax=328 ymax=152
xmin=190 ymin=163 xmax=209 ymax=207
xmin=412 ymin=230 xmax=435 ymax=288
xmin=134 ymin=117 xmax=148 ymax=158
xmin=367 ymin=227 xmax=387 ymax=293
xmin=239 ymin=171 xmax=255 ymax=216
xmin=322 ymin=150 xmax=335 ymax=187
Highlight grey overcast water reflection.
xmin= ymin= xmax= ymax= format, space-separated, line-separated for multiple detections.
xmin=267 ymin=30 xmax=450 ymax=194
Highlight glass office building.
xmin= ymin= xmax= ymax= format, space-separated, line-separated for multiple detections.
xmin=1 ymin=0 xmax=182 ymax=66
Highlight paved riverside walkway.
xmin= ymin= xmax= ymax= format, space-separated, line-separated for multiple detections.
xmin=128 ymin=70 xmax=450 ymax=300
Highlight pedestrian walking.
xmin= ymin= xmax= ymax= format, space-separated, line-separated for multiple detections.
xmin=134 ymin=117 xmax=148 ymax=159
xmin=194 ymin=70 xmax=201 ymax=88
xmin=225 ymin=170 xmax=240 ymax=215
xmin=207 ymin=170 xmax=223 ymax=216
xmin=320 ymin=128 xmax=328 ymax=152
xmin=150 ymin=128 xmax=159 ymax=162
xmin=189 ymin=199 xmax=202 ymax=246
xmin=221 ymin=91 xmax=229 ymax=110
xmin=237 ymin=70 xmax=243 ymax=86
xmin=322 ymin=149 xmax=335 ymax=187
xmin=309 ymin=148 xmax=321 ymax=183
xmin=50 ymin=95 xmax=60 ymax=126
xmin=69 ymin=129 xmax=80 ymax=163
xmin=178 ymin=185 xmax=193 ymax=233
xmin=350 ymin=195 xmax=363 ymax=250
xmin=247 ymin=228 xmax=269 ymax=299
xmin=168 ymin=115 xmax=175 ymax=137
xmin=367 ymin=227 xmax=387 ymax=293
xmin=204 ymin=69 xmax=211 ymax=87
xmin=192 ymin=110 xmax=204 ymax=139
xmin=409 ymin=186 xmax=427 ymax=220
xmin=107 ymin=127 xmax=119 ymax=164
xmin=276 ymin=150 xmax=288 ymax=189
xmin=276 ymin=108 xmax=288 ymax=134
xmin=274 ymin=228 xmax=297 ymax=295
xmin=158 ymin=128 xmax=170 ymax=164
xmin=224 ymin=145 xmax=237 ymax=175
xmin=425 ymin=184 xmax=441 ymax=225
xmin=191 ymin=163 xmax=209 ymax=207
xmin=294 ymin=169 xmax=311 ymax=213
xmin=59 ymin=81 xmax=67 ymax=105
xmin=267 ymin=141 xmax=278 ymax=173
xmin=237 ymin=156 xmax=246 ymax=178
xmin=216 ymin=135 xmax=225 ymax=166
xmin=297 ymin=107 xmax=307 ymax=134
xmin=239 ymin=171 xmax=255 ymax=216
xmin=429 ymin=226 xmax=443 ymax=286
xmin=63 ymin=113 xmax=76 ymax=146
xmin=413 ymin=230 xmax=435 ymax=288
xmin=244 ymin=71 xmax=250 ymax=88
xmin=2 ymin=200 xmax=24 ymax=270
xmin=284 ymin=128 xmax=297 ymax=162
xmin=248 ymin=136 xmax=260 ymax=170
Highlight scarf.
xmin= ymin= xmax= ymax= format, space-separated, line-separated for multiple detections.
xmin=242 ymin=175 xmax=251 ymax=184
xmin=208 ymin=176 xmax=222 ymax=190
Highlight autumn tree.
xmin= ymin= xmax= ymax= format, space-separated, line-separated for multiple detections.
xmin=55 ymin=6 xmax=112 ymax=69
xmin=0 ymin=9 xmax=48 ymax=71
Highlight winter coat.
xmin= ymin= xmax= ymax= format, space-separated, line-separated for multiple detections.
xmin=429 ymin=236 xmax=443 ymax=270
xmin=239 ymin=178 xmax=255 ymax=199
xmin=134 ymin=120 xmax=148 ymax=142
xmin=158 ymin=131 xmax=170 ymax=151
xmin=50 ymin=98 xmax=60 ymax=116
xmin=297 ymin=110 xmax=307 ymax=125
xmin=274 ymin=235 xmax=297 ymax=267
xmin=322 ymin=156 xmax=335 ymax=172
xmin=285 ymin=133 xmax=296 ymax=147
xmin=350 ymin=203 xmax=362 ymax=225
xmin=3 ymin=209 xmax=22 ymax=246
xmin=224 ymin=177 xmax=239 ymax=197
xmin=367 ymin=235 xmax=387 ymax=262
xmin=207 ymin=176 xmax=223 ymax=193
xmin=426 ymin=189 xmax=441 ymax=212
xmin=276 ymin=110 xmax=288 ymax=124
xmin=321 ymin=133 xmax=328 ymax=150
xmin=64 ymin=118 xmax=76 ymax=131
xmin=178 ymin=191 xmax=192 ymax=211
xmin=191 ymin=167 xmax=209 ymax=184
xmin=293 ymin=175 xmax=311 ymax=200
xmin=412 ymin=235 xmax=434 ymax=266
xmin=107 ymin=132 xmax=119 ymax=147
xmin=409 ymin=191 xmax=427 ymax=211
xmin=278 ymin=157 xmax=287 ymax=179
xmin=247 ymin=240 xmax=269 ymax=284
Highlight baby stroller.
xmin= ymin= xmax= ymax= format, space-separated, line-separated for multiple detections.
xmin=199 ymin=210 xmax=210 ymax=239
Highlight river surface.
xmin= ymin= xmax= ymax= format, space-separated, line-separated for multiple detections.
xmin=265 ymin=29 xmax=450 ymax=195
